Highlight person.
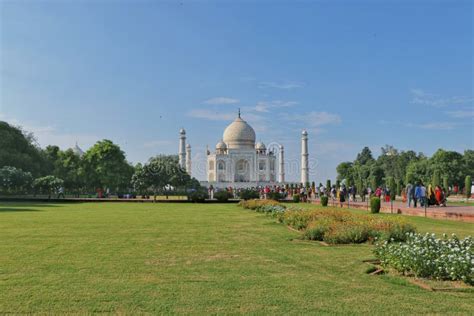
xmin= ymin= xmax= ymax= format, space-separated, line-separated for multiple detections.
xmin=385 ymin=187 xmax=391 ymax=203
xmin=339 ymin=185 xmax=346 ymax=207
xmin=375 ymin=187 xmax=382 ymax=198
xmin=57 ymin=186 xmax=65 ymax=199
xmin=414 ymin=183 xmax=422 ymax=208
xmin=361 ymin=187 xmax=367 ymax=202
xmin=418 ymin=182 xmax=426 ymax=207
xmin=405 ymin=183 xmax=413 ymax=207
xmin=401 ymin=186 xmax=407 ymax=203
xmin=435 ymin=185 xmax=443 ymax=206
xmin=208 ymin=185 xmax=214 ymax=199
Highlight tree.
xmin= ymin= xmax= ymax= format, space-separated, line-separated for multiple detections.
xmin=388 ymin=177 xmax=396 ymax=201
xmin=0 ymin=121 xmax=47 ymax=177
xmin=82 ymin=140 xmax=134 ymax=192
xmin=443 ymin=176 xmax=449 ymax=196
xmin=429 ymin=149 xmax=465 ymax=188
xmin=33 ymin=175 xmax=64 ymax=199
xmin=432 ymin=170 xmax=441 ymax=187
xmin=55 ymin=149 xmax=84 ymax=194
xmin=355 ymin=147 xmax=374 ymax=165
xmin=336 ymin=162 xmax=354 ymax=182
xmin=463 ymin=150 xmax=474 ymax=178
xmin=0 ymin=166 xmax=33 ymax=194
xmin=369 ymin=165 xmax=384 ymax=188
xmin=465 ymin=176 xmax=472 ymax=200
xmin=132 ymin=155 xmax=192 ymax=201
xmin=326 ymin=179 xmax=331 ymax=193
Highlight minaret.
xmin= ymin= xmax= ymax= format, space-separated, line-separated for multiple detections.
xmin=179 ymin=128 xmax=186 ymax=169
xmin=186 ymin=144 xmax=192 ymax=176
xmin=279 ymin=144 xmax=285 ymax=183
xmin=301 ymin=130 xmax=309 ymax=185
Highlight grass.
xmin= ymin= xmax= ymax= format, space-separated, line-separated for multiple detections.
xmin=0 ymin=202 xmax=473 ymax=314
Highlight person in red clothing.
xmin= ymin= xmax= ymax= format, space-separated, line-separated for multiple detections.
xmin=435 ymin=185 xmax=443 ymax=205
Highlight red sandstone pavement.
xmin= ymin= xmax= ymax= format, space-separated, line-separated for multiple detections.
xmin=311 ymin=198 xmax=474 ymax=223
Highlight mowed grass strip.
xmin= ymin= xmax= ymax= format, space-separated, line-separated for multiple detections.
xmin=0 ymin=202 xmax=473 ymax=314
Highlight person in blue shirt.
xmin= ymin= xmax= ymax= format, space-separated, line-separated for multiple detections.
xmin=414 ymin=182 xmax=422 ymax=208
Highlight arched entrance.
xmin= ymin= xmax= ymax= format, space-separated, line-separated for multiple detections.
xmin=234 ymin=159 xmax=250 ymax=182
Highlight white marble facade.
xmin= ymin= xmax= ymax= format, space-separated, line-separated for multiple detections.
xmin=207 ymin=112 xmax=277 ymax=187
xmin=179 ymin=110 xmax=310 ymax=189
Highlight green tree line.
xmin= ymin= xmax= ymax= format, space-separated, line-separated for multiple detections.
xmin=0 ymin=121 xmax=199 ymax=196
xmin=336 ymin=145 xmax=473 ymax=194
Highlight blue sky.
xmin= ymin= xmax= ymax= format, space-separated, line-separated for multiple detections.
xmin=1 ymin=0 xmax=473 ymax=182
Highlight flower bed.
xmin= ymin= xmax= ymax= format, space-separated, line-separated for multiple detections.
xmin=279 ymin=208 xmax=415 ymax=244
xmin=374 ymin=233 xmax=474 ymax=285
xmin=239 ymin=202 xmax=416 ymax=245
xmin=238 ymin=199 xmax=286 ymax=217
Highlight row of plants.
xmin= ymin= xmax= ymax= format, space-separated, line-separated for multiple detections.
xmin=280 ymin=208 xmax=415 ymax=244
xmin=238 ymin=200 xmax=415 ymax=244
xmin=374 ymin=233 xmax=474 ymax=285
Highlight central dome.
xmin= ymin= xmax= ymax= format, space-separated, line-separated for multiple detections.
xmin=223 ymin=115 xmax=256 ymax=149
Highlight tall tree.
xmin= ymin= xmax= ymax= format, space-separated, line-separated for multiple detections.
xmin=82 ymin=140 xmax=134 ymax=192
xmin=355 ymin=147 xmax=374 ymax=165
xmin=0 ymin=121 xmax=46 ymax=176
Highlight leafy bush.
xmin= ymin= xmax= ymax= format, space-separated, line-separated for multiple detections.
xmin=188 ymin=188 xmax=208 ymax=202
xmin=374 ymin=233 xmax=474 ymax=285
xmin=370 ymin=197 xmax=381 ymax=213
xmin=320 ymin=196 xmax=328 ymax=207
xmin=238 ymin=199 xmax=286 ymax=218
xmin=214 ymin=190 xmax=231 ymax=202
xmin=293 ymin=194 xmax=300 ymax=203
xmin=239 ymin=199 xmax=280 ymax=210
xmin=239 ymin=189 xmax=260 ymax=200
xmin=33 ymin=175 xmax=64 ymax=197
xmin=267 ymin=191 xmax=283 ymax=201
xmin=281 ymin=208 xmax=415 ymax=244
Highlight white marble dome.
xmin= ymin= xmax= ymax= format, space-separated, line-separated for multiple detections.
xmin=216 ymin=140 xmax=227 ymax=149
xmin=255 ymin=141 xmax=266 ymax=150
xmin=223 ymin=116 xmax=256 ymax=149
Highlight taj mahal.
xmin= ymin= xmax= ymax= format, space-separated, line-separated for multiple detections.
xmin=178 ymin=110 xmax=310 ymax=188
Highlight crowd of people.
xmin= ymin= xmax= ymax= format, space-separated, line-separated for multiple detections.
xmin=208 ymin=181 xmax=448 ymax=209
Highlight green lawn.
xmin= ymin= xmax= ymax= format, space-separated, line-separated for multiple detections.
xmin=1 ymin=202 xmax=473 ymax=314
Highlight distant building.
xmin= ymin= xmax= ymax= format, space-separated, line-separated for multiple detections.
xmin=178 ymin=110 xmax=310 ymax=188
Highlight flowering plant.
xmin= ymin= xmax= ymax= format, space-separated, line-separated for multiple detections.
xmin=374 ymin=233 xmax=474 ymax=285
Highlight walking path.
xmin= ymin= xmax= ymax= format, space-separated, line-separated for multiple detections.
xmin=312 ymin=198 xmax=474 ymax=223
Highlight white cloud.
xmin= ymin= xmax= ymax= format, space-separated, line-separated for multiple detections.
xmin=446 ymin=110 xmax=474 ymax=119
xmin=203 ymin=97 xmax=239 ymax=105
xmin=286 ymin=111 xmax=342 ymax=127
xmin=244 ymin=100 xmax=298 ymax=113
xmin=410 ymin=89 xmax=473 ymax=108
xmin=258 ymin=81 xmax=304 ymax=90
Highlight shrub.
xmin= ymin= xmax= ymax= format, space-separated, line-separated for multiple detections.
xmin=320 ymin=195 xmax=328 ymax=207
xmin=267 ymin=191 xmax=283 ymax=201
xmin=293 ymin=194 xmax=300 ymax=203
xmin=303 ymin=218 xmax=334 ymax=240
xmin=188 ymin=188 xmax=207 ymax=202
xmin=239 ymin=189 xmax=260 ymax=200
xmin=280 ymin=207 xmax=415 ymax=244
xmin=374 ymin=233 xmax=474 ymax=285
xmin=214 ymin=190 xmax=231 ymax=202
xmin=370 ymin=197 xmax=381 ymax=213
xmin=465 ymin=176 xmax=472 ymax=199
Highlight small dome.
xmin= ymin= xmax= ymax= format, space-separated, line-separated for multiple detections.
xmin=255 ymin=142 xmax=266 ymax=150
xmin=216 ymin=140 xmax=227 ymax=149
xmin=223 ymin=115 xmax=256 ymax=149
xmin=180 ymin=128 xmax=186 ymax=135
xmin=302 ymin=129 xmax=308 ymax=136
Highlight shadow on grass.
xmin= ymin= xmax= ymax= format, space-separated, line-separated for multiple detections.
xmin=0 ymin=208 xmax=43 ymax=212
